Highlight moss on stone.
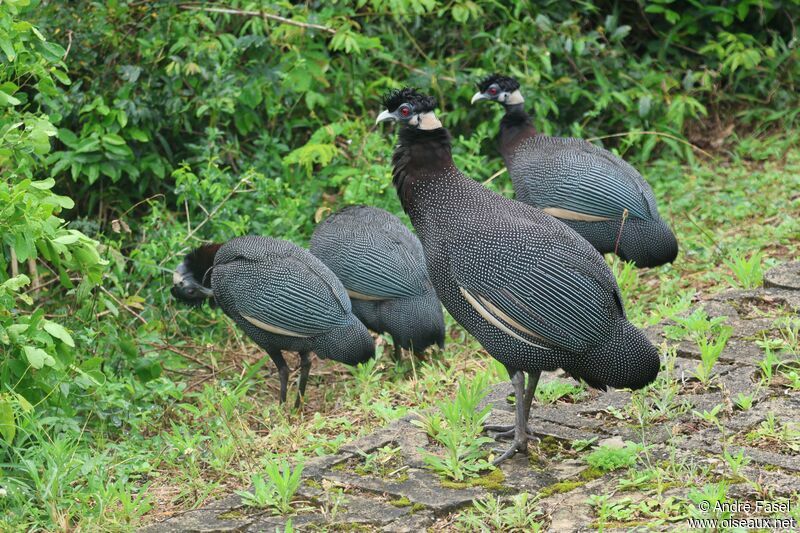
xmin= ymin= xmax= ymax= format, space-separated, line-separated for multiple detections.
xmin=537 ymin=435 xmax=563 ymax=456
xmin=218 ymin=509 xmax=247 ymax=520
xmin=304 ymin=479 xmax=323 ymax=490
xmin=389 ymin=496 xmax=411 ymax=507
xmin=331 ymin=462 xmax=347 ymax=472
xmin=538 ymin=480 xmax=585 ymax=497
xmin=410 ymin=503 xmax=426 ymax=513
xmin=440 ymin=468 xmax=506 ymax=490
xmin=579 ymin=466 xmax=605 ymax=481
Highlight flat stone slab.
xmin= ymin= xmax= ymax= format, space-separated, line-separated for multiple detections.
xmin=765 ymin=261 xmax=800 ymax=291
xmin=142 ymin=263 xmax=800 ymax=532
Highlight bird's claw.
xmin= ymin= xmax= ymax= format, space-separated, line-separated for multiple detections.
xmin=492 ymin=439 xmax=528 ymax=464
xmin=485 ymin=424 xmax=538 ymax=441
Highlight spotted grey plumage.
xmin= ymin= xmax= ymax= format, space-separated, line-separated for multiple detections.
xmin=310 ymin=205 xmax=445 ymax=358
xmin=473 ymin=74 xmax=678 ymax=268
xmin=171 ymin=235 xmax=374 ymax=405
xmin=377 ymin=87 xmax=660 ymax=463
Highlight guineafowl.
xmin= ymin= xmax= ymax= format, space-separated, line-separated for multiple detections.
xmin=171 ymin=236 xmax=375 ymax=406
xmin=377 ymin=88 xmax=659 ymax=462
xmin=471 ymin=74 xmax=678 ymax=268
xmin=310 ymin=205 xmax=445 ymax=359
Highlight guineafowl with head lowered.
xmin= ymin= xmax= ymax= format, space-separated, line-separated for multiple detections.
xmin=171 ymin=236 xmax=375 ymax=406
xmin=376 ymin=88 xmax=660 ymax=463
xmin=310 ymin=205 xmax=445 ymax=359
xmin=471 ymin=74 xmax=678 ymax=268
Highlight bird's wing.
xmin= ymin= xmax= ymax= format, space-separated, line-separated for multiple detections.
xmin=527 ymin=137 xmax=658 ymax=221
xmin=220 ymin=255 xmax=352 ymax=338
xmin=311 ymin=225 xmax=428 ymax=300
xmin=451 ymin=222 xmax=622 ymax=353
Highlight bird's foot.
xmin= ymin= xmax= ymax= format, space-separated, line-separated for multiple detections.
xmin=492 ymin=438 xmax=528 ymax=465
xmin=484 ymin=424 xmax=538 ymax=441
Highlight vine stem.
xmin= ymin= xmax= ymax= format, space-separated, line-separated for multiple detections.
xmin=178 ymin=3 xmax=337 ymax=34
xmin=586 ymin=130 xmax=714 ymax=159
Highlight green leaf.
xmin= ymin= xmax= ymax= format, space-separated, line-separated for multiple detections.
xmin=43 ymin=320 xmax=75 ymax=347
xmin=102 ymin=133 xmax=126 ymax=146
xmin=0 ymin=37 xmax=16 ymax=62
xmin=51 ymin=233 xmax=80 ymax=245
xmin=0 ymin=398 xmax=15 ymax=444
xmin=0 ymin=90 xmax=21 ymax=107
xmin=23 ymin=345 xmax=56 ymax=369
xmin=30 ymin=178 xmax=56 ymax=190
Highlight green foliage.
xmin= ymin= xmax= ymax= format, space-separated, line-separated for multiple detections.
xmin=692 ymin=328 xmax=731 ymax=385
xmin=535 ymin=379 xmax=586 ymax=404
xmin=412 ymin=375 xmax=494 ymax=481
xmin=456 ymin=492 xmax=544 ymax=532
xmin=237 ymin=458 xmax=305 ymax=515
xmin=0 ymin=1 xmax=106 ymax=447
xmin=585 ymin=442 xmax=644 ymax=472
xmin=722 ymin=251 xmax=764 ymax=289
xmin=663 ymin=308 xmax=729 ymax=343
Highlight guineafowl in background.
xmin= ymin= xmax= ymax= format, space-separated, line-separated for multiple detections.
xmin=377 ymin=88 xmax=660 ymax=462
xmin=171 ymin=236 xmax=375 ymax=406
xmin=472 ymin=74 xmax=678 ymax=268
xmin=310 ymin=205 xmax=445 ymax=359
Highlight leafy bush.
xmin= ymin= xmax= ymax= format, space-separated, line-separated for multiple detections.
xmin=28 ymin=0 xmax=799 ymax=223
xmin=0 ymin=0 xmax=105 ymax=442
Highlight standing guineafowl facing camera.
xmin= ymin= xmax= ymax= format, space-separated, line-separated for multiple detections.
xmin=376 ymin=88 xmax=660 ymax=462
xmin=310 ymin=205 xmax=445 ymax=359
xmin=471 ymin=74 xmax=678 ymax=268
xmin=171 ymin=236 xmax=375 ymax=406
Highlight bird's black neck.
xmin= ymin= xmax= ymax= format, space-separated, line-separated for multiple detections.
xmin=392 ymin=126 xmax=455 ymax=212
xmin=498 ymin=104 xmax=537 ymax=157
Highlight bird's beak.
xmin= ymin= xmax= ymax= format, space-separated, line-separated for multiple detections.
xmin=471 ymin=91 xmax=488 ymax=104
xmin=375 ymin=109 xmax=395 ymax=124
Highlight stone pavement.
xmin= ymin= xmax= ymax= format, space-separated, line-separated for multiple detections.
xmin=144 ymin=263 xmax=800 ymax=532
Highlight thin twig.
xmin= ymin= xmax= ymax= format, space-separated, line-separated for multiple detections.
xmin=146 ymin=343 xmax=216 ymax=371
xmin=9 ymin=247 xmax=18 ymax=278
xmin=384 ymin=58 xmax=456 ymax=83
xmin=179 ymin=176 xmax=251 ymax=246
xmin=586 ymin=130 xmax=714 ymax=159
xmin=483 ymin=167 xmax=507 ymax=185
xmin=62 ymin=30 xmax=73 ymax=60
xmin=178 ymin=3 xmax=336 ymax=34
xmin=99 ymin=286 xmax=147 ymax=324
xmin=27 ymin=257 xmax=40 ymax=297
xmin=614 ymin=208 xmax=629 ymax=256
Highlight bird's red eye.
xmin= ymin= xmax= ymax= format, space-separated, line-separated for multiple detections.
xmin=400 ymin=106 xmax=411 ymax=116
xmin=489 ymin=87 xmax=498 ymax=95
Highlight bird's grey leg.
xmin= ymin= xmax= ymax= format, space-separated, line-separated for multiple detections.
xmin=392 ymin=343 xmax=402 ymax=362
xmin=269 ymin=351 xmax=290 ymax=404
xmin=485 ymin=370 xmax=540 ymax=440
xmin=492 ymin=370 xmax=528 ymax=464
xmin=295 ymin=351 xmax=312 ymax=408
xmin=522 ymin=370 xmax=540 ymax=422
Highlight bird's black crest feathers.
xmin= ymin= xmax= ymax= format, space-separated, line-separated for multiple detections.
xmin=382 ymin=87 xmax=437 ymax=113
xmin=185 ymin=243 xmax=222 ymax=285
xmin=477 ymin=74 xmax=520 ymax=92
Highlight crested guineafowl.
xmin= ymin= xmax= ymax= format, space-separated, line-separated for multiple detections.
xmin=171 ymin=236 xmax=375 ymax=406
xmin=376 ymin=88 xmax=659 ymax=462
xmin=471 ymin=74 xmax=678 ymax=268
xmin=310 ymin=205 xmax=445 ymax=359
